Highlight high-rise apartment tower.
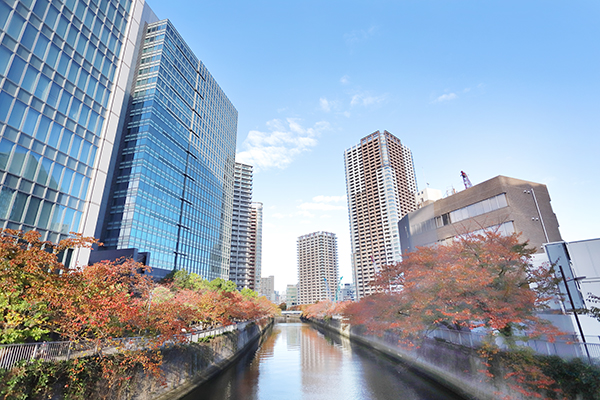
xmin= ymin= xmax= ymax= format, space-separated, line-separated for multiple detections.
xmin=297 ymin=231 xmax=338 ymax=305
xmin=248 ymin=201 xmax=263 ymax=290
xmin=229 ymin=162 xmax=252 ymax=290
xmin=344 ymin=130 xmax=417 ymax=300
xmin=260 ymin=274 xmax=274 ymax=302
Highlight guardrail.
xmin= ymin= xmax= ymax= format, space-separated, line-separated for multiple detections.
xmin=427 ymin=328 xmax=600 ymax=364
xmin=0 ymin=320 xmax=255 ymax=370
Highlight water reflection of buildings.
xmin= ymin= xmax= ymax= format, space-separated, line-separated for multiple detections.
xmin=286 ymin=324 xmax=301 ymax=351
xmin=300 ymin=326 xmax=344 ymax=395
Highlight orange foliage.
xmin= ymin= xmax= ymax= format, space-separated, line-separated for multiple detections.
xmin=345 ymin=231 xmax=562 ymax=341
xmin=0 ymin=229 xmax=278 ymax=391
xmin=303 ymin=300 xmax=352 ymax=320
xmin=341 ymin=231 xmax=567 ymax=398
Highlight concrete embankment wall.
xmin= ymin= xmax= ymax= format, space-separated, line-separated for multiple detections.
xmin=311 ymin=319 xmax=502 ymax=400
xmin=129 ymin=318 xmax=273 ymax=400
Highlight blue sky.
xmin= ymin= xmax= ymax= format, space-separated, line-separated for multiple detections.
xmin=149 ymin=0 xmax=600 ymax=293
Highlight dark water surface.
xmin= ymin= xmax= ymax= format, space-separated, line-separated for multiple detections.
xmin=182 ymin=323 xmax=465 ymax=400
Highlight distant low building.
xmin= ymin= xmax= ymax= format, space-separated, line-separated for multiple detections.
xmin=286 ymin=284 xmax=298 ymax=306
xmin=415 ymin=187 xmax=443 ymax=209
xmin=339 ymin=283 xmax=356 ymax=302
xmin=260 ymin=275 xmax=275 ymax=302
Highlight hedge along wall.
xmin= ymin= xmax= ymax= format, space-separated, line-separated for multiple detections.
xmin=0 ymin=319 xmax=273 ymax=400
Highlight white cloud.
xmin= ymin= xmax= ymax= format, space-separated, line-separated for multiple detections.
xmin=344 ymin=26 xmax=378 ymax=47
xmin=313 ymin=195 xmax=345 ymax=203
xmin=298 ymin=195 xmax=346 ymax=212
xmin=298 ymin=203 xmax=346 ymax=211
xmin=319 ymin=97 xmax=331 ymax=112
xmin=237 ymin=118 xmax=330 ymax=172
xmin=350 ymin=92 xmax=388 ymax=107
xmin=433 ymin=93 xmax=458 ymax=103
xmin=297 ymin=210 xmax=315 ymax=218
xmin=340 ymin=75 xmax=350 ymax=85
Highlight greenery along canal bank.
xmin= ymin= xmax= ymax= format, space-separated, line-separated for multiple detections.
xmin=0 ymin=318 xmax=273 ymax=400
xmin=0 ymin=230 xmax=278 ymax=400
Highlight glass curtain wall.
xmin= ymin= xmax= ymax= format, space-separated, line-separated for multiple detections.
xmin=0 ymin=0 xmax=132 ymax=243
xmin=101 ymin=20 xmax=237 ymax=280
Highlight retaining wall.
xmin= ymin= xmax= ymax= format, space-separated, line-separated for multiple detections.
xmin=137 ymin=318 xmax=273 ymax=400
xmin=311 ymin=318 xmax=504 ymax=400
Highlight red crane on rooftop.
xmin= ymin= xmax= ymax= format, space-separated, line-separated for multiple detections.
xmin=461 ymin=171 xmax=473 ymax=189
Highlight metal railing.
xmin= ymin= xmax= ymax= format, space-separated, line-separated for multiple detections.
xmin=427 ymin=328 xmax=600 ymax=364
xmin=0 ymin=320 xmax=256 ymax=370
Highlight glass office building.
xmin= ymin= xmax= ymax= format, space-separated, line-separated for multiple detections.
xmin=0 ymin=0 xmax=237 ymax=279
xmin=99 ymin=20 xmax=238 ymax=280
xmin=0 ymin=0 xmax=148 ymax=261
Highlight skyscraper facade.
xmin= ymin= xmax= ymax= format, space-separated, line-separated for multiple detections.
xmin=248 ymin=201 xmax=263 ymax=290
xmin=297 ymin=231 xmax=338 ymax=305
xmin=0 ymin=0 xmax=153 ymax=265
xmin=98 ymin=20 xmax=237 ymax=280
xmin=0 ymin=1 xmax=238 ymax=279
xmin=344 ymin=130 xmax=417 ymax=300
xmin=229 ymin=162 xmax=252 ymax=290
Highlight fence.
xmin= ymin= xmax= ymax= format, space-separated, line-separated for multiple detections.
xmin=0 ymin=321 xmax=251 ymax=370
xmin=428 ymin=328 xmax=600 ymax=364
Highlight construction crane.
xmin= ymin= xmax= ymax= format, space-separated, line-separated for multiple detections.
xmin=325 ymin=277 xmax=345 ymax=302
xmin=461 ymin=171 xmax=473 ymax=189
xmin=334 ymin=276 xmax=343 ymax=302
xmin=324 ymin=278 xmax=332 ymax=301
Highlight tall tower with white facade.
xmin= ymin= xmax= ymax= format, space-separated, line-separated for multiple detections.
xmin=297 ymin=231 xmax=338 ymax=305
xmin=229 ymin=163 xmax=252 ymax=289
xmin=344 ymin=130 xmax=417 ymax=300
xmin=249 ymin=201 xmax=263 ymax=291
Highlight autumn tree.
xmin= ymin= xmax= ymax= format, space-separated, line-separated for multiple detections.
xmin=0 ymin=230 xmax=278 ymax=398
xmin=53 ymin=258 xmax=154 ymax=342
xmin=344 ymin=231 xmax=562 ymax=341
xmin=0 ymin=229 xmax=277 ymax=341
xmin=0 ymin=229 xmax=98 ymax=343
xmin=303 ymin=300 xmax=352 ymax=320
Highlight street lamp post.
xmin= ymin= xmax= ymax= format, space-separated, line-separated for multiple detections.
xmin=527 ymin=188 xmax=591 ymax=361
xmin=556 ymin=265 xmax=591 ymax=360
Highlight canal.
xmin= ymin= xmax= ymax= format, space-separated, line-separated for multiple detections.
xmin=182 ymin=322 xmax=466 ymax=400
